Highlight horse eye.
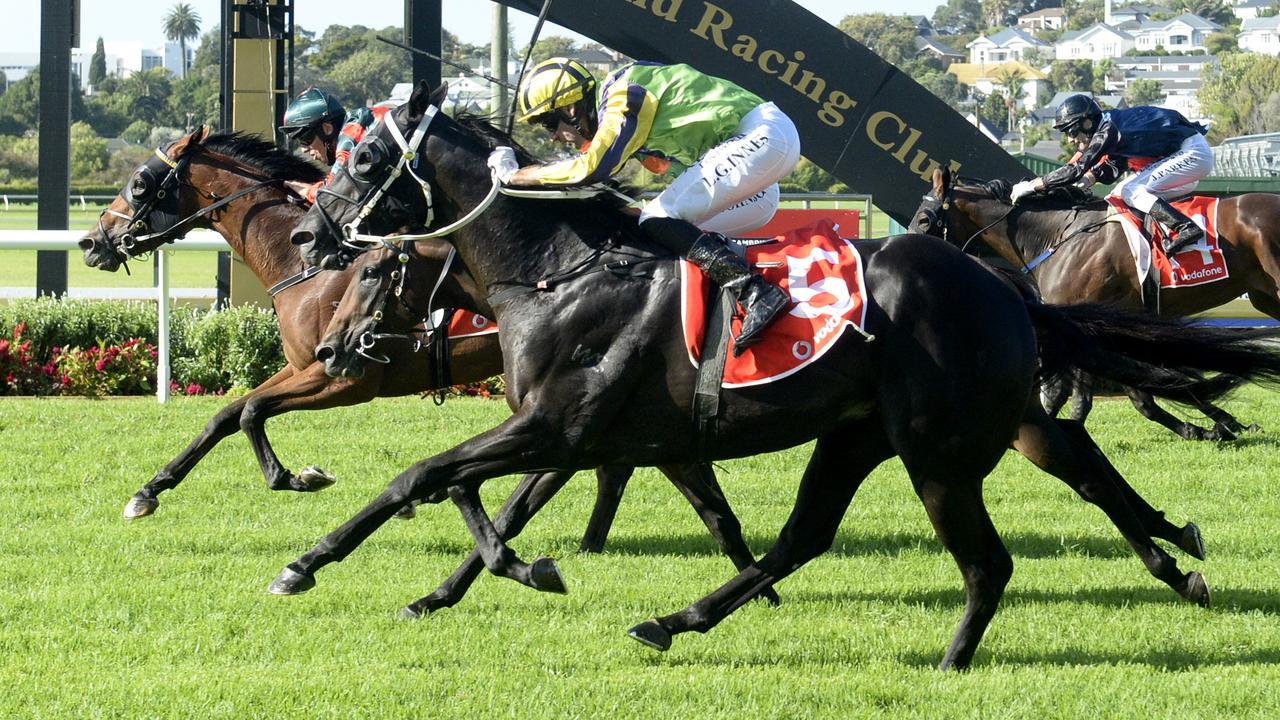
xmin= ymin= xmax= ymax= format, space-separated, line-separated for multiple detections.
xmin=131 ymin=175 xmax=151 ymax=197
xmin=362 ymin=266 xmax=379 ymax=279
xmin=352 ymin=143 xmax=385 ymax=177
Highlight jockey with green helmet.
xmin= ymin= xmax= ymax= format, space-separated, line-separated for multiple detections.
xmin=488 ymin=58 xmax=802 ymax=355
xmin=280 ymin=86 xmax=396 ymax=204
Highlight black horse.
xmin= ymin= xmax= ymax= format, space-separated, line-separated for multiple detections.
xmin=279 ymin=83 xmax=1280 ymax=669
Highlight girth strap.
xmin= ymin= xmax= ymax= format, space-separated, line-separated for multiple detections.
xmin=693 ymin=287 xmax=735 ymax=460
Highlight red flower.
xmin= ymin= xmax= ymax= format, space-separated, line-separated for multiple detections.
xmin=13 ymin=322 xmax=26 ymax=336
xmin=94 ymin=358 xmax=107 ymax=371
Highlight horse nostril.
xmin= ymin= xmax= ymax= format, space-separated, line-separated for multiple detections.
xmin=78 ymin=237 xmax=96 ymax=251
xmin=291 ymin=228 xmax=315 ymax=247
xmin=315 ymin=344 xmax=335 ymax=363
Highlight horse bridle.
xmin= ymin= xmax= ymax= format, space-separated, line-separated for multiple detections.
xmin=914 ymin=183 xmax=1017 ymax=257
xmin=103 ymin=143 xmax=285 ymax=259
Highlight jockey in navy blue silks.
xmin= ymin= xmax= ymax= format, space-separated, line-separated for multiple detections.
xmin=1011 ymin=95 xmax=1214 ymax=255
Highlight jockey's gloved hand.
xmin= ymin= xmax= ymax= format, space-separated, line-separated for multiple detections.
xmin=487 ymin=147 xmax=519 ymax=184
xmin=1010 ymin=179 xmax=1039 ymax=204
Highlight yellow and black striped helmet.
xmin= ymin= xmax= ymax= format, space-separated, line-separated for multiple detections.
xmin=515 ymin=58 xmax=597 ymax=123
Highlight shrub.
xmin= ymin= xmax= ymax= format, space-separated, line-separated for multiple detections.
xmin=0 ymin=323 xmax=59 ymax=395
xmin=170 ymin=304 xmax=284 ymax=391
xmin=54 ymin=339 xmax=157 ymax=396
xmin=0 ymin=298 xmax=156 ymax=360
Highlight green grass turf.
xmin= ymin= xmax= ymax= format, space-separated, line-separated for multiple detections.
xmin=1 ymin=390 xmax=1279 ymax=717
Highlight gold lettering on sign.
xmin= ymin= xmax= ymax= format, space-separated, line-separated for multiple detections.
xmin=867 ymin=111 xmax=962 ymax=181
xmin=627 ymin=0 xmax=684 ymax=21
xmin=691 ymin=3 xmax=733 ymax=49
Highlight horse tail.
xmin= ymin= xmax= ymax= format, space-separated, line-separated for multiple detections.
xmin=1025 ymin=301 xmax=1280 ymax=404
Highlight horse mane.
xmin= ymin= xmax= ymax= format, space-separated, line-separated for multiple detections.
xmin=955 ymin=175 xmax=1105 ymax=211
xmin=202 ymin=131 xmax=326 ymax=183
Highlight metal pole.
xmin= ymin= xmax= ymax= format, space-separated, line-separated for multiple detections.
xmin=491 ymin=5 xmax=509 ymax=116
xmin=216 ymin=0 xmax=234 ymax=307
xmin=157 ymin=248 xmax=172 ymax=402
xmin=36 ymin=0 xmax=73 ymax=298
xmin=405 ymin=0 xmax=442 ymax=89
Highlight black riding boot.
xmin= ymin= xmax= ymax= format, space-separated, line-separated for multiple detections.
xmin=1149 ymin=198 xmax=1204 ymax=255
xmin=640 ymin=217 xmax=789 ymax=355
xmin=686 ymin=233 xmax=790 ymax=355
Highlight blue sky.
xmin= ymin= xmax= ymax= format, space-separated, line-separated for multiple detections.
xmin=9 ymin=1 xmax=942 ymax=53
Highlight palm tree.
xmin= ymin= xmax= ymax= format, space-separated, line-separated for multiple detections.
xmin=994 ymin=67 xmax=1026 ymax=132
xmin=162 ymin=3 xmax=201 ymax=80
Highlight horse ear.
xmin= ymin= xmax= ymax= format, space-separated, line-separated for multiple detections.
xmin=932 ymin=167 xmax=949 ymax=195
xmin=409 ymin=81 xmax=449 ymax=117
xmin=194 ymin=125 xmax=210 ymax=143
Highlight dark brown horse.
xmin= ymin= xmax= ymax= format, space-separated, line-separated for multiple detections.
xmin=77 ymin=129 xmax=773 ymax=600
xmin=277 ymin=85 xmax=1280 ymax=668
xmin=912 ymin=168 xmax=1280 ymax=440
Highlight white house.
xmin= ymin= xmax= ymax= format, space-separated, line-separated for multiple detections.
xmin=1017 ymin=7 xmax=1067 ymax=34
xmin=1103 ymin=55 xmax=1217 ymax=123
xmin=1239 ymin=15 xmax=1280 ymax=54
xmin=1055 ymin=23 xmax=1135 ymax=60
xmin=966 ymin=27 xmax=1050 ymax=65
xmin=1108 ymin=3 xmax=1173 ymax=24
xmin=1128 ymin=13 xmax=1222 ymax=54
xmin=948 ymin=60 xmax=1052 ymax=111
xmin=1231 ymin=0 xmax=1278 ymax=21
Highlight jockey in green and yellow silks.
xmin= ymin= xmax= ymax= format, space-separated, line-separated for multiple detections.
xmin=490 ymin=59 xmax=802 ymax=354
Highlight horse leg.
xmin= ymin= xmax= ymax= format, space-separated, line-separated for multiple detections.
xmin=402 ymin=470 xmax=577 ymax=617
xmin=660 ymin=463 xmax=779 ymax=605
xmin=911 ymin=474 xmax=1012 ymax=670
xmin=269 ymin=411 xmax=566 ymax=595
xmin=123 ymin=365 xmax=296 ymax=519
xmin=440 ymin=478 xmax=570 ymax=594
xmin=1068 ymin=369 xmax=1094 ymax=423
xmin=1040 ymin=375 xmax=1070 ymax=418
xmin=1051 ymin=417 xmax=1205 ymax=560
xmin=627 ymin=426 xmax=893 ymax=653
xmin=577 ymin=464 xmax=635 ymax=553
xmin=239 ymin=363 xmax=379 ymax=492
xmin=1013 ymin=406 xmax=1209 ymax=604
xmin=1125 ymin=387 xmax=1229 ymax=441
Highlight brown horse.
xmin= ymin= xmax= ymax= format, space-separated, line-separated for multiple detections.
xmin=913 ymin=168 xmax=1280 ymax=440
xmin=77 ymin=129 xmax=772 ymax=599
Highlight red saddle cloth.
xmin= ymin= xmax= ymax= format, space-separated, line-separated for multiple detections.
xmin=682 ymin=220 xmax=870 ymax=388
xmin=1106 ymin=196 xmax=1228 ymax=288
xmin=447 ymin=310 xmax=498 ymax=339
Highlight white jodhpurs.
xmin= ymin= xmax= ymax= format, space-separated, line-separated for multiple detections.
xmin=639 ymin=102 xmax=801 ymax=236
xmin=1110 ymin=133 xmax=1214 ymax=213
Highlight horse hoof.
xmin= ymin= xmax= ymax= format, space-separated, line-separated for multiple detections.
xmin=1181 ymin=571 xmax=1211 ymax=608
xmin=268 ymin=566 xmax=316 ymax=595
xmin=1211 ymin=424 xmax=1239 ymax=442
xmin=397 ymin=605 xmax=423 ymax=620
xmin=531 ymin=557 xmax=568 ymax=594
xmin=627 ymin=620 xmax=672 ymax=652
xmin=576 ymin=542 xmax=605 ymax=555
xmin=123 ymin=494 xmax=158 ymax=519
xmin=1179 ymin=523 xmax=1206 ymax=561
xmin=392 ymin=503 xmax=417 ymax=521
xmin=293 ymin=466 xmax=337 ymax=492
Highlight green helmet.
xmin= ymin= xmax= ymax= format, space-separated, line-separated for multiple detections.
xmin=280 ymin=87 xmax=346 ymax=138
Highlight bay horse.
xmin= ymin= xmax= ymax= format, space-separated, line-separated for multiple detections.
xmin=279 ymin=83 xmax=1280 ymax=669
xmin=912 ymin=168 xmax=1280 ymax=440
xmin=78 ymin=128 xmax=774 ymax=600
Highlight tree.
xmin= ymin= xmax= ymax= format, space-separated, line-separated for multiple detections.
xmin=838 ymin=14 xmax=920 ymax=67
xmin=1048 ymin=59 xmax=1093 ymax=95
xmin=1124 ymin=78 xmax=1164 ymax=105
xmin=0 ymin=68 xmax=42 ymax=135
xmin=995 ymin=67 xmax=1026 ymax=131
xmin=522 ymin=36 xmax=579 ymax=64
xmin=932 ymin=0 xmax=984 ymax=33
xmin=162 ymin=3 xmax=202 ymax=80
xmin=328 ymin=47 xmax=406 ymax=106
xmin=118 ymin=68 xmax=173 ymax=126
xmin=89 ymin=37 xmax=107 ymax=87
xmin=70 ymin=122 xmax=109 ymax=179
xmin=1064 ymin=0 xmax=1104 ymax=30
xmin=1199 ymin=52 xmax=1280 ymax=140
xmin=982 ymin=0 xmax=1014 ymax=29
xmin=1205 ymin=31 xmax=1237 ymax=55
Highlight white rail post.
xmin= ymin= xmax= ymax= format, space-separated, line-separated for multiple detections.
xmin=156 ymin=248 xmax=171 ymax=402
